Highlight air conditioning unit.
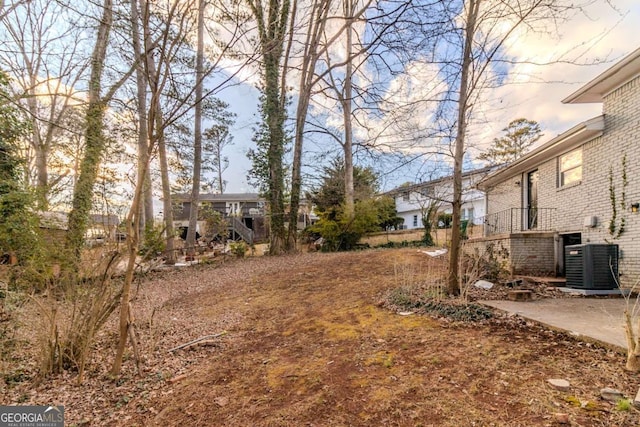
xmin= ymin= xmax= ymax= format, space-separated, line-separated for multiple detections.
xmin=565 ymin=244 xmax=619 ymax=290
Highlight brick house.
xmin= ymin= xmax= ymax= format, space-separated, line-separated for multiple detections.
xmin=173 ymin=193 xmax=267 ymax=244
xmin=472 ymin=47 xmax=640 ymax=284
xmin=384 ymin=166 xmax=495 ymax=231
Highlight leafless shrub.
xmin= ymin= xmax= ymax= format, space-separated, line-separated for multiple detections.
xmin=34 ymin=252 xmax=122 ymax=383
xmin=620 ymin=277 xmax=640 ymax=371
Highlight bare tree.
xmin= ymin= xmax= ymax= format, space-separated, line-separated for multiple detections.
xmin=112 ymin=0 xmax=251 ymax=375
xmin=0 ymin=0 xmax=90 ymax=209
xmin=286 ymin=0 xmax=376 ymax=249
xmin=185 ymin=0 xmax=205 ymax=255
xmin=65 ymin=0 xmax=135 ymax=261
xmin=139 ymin=0 xmax=197 ymax=265
xmin=445 ymin=0 xmax=601 ymax=295
xmin=286 ymin=0 xmax=332 ymax=249
xmin=130 ymin=0 xmax=153 ymax=234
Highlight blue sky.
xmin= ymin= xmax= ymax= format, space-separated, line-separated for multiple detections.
xmin=212 ymin=0 xmax=640 ymax=194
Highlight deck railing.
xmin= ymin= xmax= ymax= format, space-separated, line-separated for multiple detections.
xmin=228 ymin=216 xmax=254 ymax=244
xmin=481 ymin=208 xmax=556 ymax=236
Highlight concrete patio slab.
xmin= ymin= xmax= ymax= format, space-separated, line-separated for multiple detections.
xmin=479 ymin=298 xmax=640 ymax=350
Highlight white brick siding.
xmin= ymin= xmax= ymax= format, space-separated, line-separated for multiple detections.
xmin=484 ymin=74 xmax=640 ymax=284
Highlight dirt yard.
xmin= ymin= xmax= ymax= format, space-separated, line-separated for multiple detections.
xmin=2 ymin=248 xmax=639 ymax=426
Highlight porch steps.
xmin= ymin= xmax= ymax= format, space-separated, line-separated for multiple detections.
xmin=507 ymin=290 xmax=533 ymax=301
xmin=516 ymin=276 xmax=566 ymax=287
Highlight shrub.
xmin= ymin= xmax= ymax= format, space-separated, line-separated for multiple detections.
xmin=229 ymin=241 xmax=247 ymax=257
xmin=139 ymin=224 xmax=166 ymax=260
xmin=310 ymin=199 xmax=387 ymax=252
xmin=437 ymin=213 xmax=452 ymax=228
xmin=462 ymin=242 xmax=510 ymax=283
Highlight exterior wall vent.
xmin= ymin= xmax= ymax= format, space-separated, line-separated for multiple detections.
xmin=583 ymin=216 xmax=597 ymax=228
xmin=565 ymin=244 xmax=619 ymax=289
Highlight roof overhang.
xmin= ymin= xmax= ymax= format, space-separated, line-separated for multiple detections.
xmin=479 ymin=115 xmax=604 ymax=189
xmin=381 ymin=165 xmax=498 ymax=196
xmin=563 ymin=47 xmax=640 ymax=103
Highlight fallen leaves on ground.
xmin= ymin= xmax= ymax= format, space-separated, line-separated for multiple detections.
xmin=1 ymin=248 xmax=639 ymax=426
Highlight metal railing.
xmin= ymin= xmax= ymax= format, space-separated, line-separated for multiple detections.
xmin=481 ymin=208 xmax=556 ymax=236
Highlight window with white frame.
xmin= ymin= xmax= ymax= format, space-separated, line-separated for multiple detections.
xmin=413 ymin=215 xmax=418 ymax=227
xmin=402 ymin=191 xmax=410 ymax=202
xmin=559 ymin=148 xmax=582 ymax=187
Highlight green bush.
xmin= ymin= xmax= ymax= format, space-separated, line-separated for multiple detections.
xmin=229 ymin=241 xmax=247 ymax=257
xmin=437 ymin=213 xmax=452 ymax=228
xmin=139 ymin=225 xmax=166 ymax=260
xmin=310 ymin=199 xmax=391 ymax=252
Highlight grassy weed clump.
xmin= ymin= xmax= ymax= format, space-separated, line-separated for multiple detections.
xmin=229 ymin=241 xmax=247 ymax=257
xmin=386 ymin=288 xmax=493 ymax=322
xmin=615 ymin=399 xmax=633 ymax=412
xmin=374 ymin=240 xmax=424 ymax=249
xmin=420 ymin=301 xmax=493 ymax=322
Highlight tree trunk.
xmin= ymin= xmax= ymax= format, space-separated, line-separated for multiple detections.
xmin=342 ymin=0 xmax=355 ymax=220
xmin=142 ymin=0 xmax=175 ymax=264
xmin=248 ymin=0 xmax=291 ymax=255
xmin=65 ymin=0 xmax=113 ymax=261
xmin=624 ymin=310 xmax=640 ymax=371
xmin=217 ymin=149 xmax=224 ymax=193
xmin=286 ymin=0 xmax=333 ymax=251
xmin=186 ymin=0 xmax=205 ymax=256
xmin=264 ymin=48 xmax=286 ymax=254
xmin=131 ymin=0 xmax=152 ymax=236
xmin=34 ymin=141 xmax=49 ymax=210
xmin=286 ymin=91 xmax=308 ymax=251
xmin=111 ymin=81 xmax=157 ymax=375
xmin=111 ymin=162 xmax=144 ymax=377
xmin=157 ymin=113 xmax=176 ymax=264
xmin=447 ymin=0 xmax=479 ymax=296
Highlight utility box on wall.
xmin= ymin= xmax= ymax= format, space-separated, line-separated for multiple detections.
xmin=565 ymin=244 xmax=619 ymax=290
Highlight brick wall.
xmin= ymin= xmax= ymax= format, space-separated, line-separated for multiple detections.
xmin=542 ymin=76 xmax=640 ymax=285
xmin=486 ymin=178 xmax=522 ymax=215
xmin=463 ymin=233 xmax=555 ymax=276
xmin=483 ymin=74 xmax=640 ymax=286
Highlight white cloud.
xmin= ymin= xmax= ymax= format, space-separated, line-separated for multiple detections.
xmin=471 ymin=0 xmax=639 ymax=155
xmin=219 ymin=0 xmax=640 ymax=190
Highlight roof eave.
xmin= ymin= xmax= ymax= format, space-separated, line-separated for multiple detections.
xmin=383 ymin=165 xmax=498 ymax=196
xmin=563 ymin=47 xmax=640 ymax=104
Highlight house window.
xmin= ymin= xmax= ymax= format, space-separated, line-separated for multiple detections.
xmin=462 ymin=207 xmax=474 ymax=221
xmin=226 ymin=202 xmax=241 ymax=215
xmin=559 ymin=148 xmax=582 ymax=187
xmin=413 ymin=215 xmax=418 ymax=227
xmin=419 ymin=186 xmax=435 ymax=198
xmin=402 ymin=191 xmax=410 ymax=202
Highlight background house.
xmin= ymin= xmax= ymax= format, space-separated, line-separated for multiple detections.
xmin=384 ymin=166 xmax=495 ymax=231
xmin=38 ymin=211 xmax=121 ymax=244
xmin=172 ymin=193 xmax=267 ymax=243
xmin=474 ymin=47 xmax=640 ymax=283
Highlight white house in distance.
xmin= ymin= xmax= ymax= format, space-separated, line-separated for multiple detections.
xmin=383 ymin=166 xmax=496 ymax=230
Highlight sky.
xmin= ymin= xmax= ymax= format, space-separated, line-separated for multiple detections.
xmin=213 ymin=0 xmax=640 ymax=195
